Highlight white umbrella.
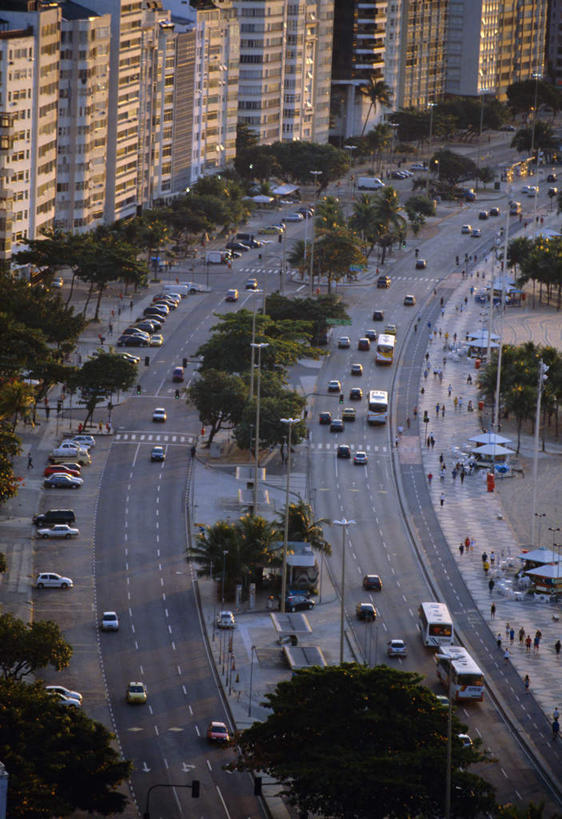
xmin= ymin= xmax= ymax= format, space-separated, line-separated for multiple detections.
xmin=469 ymin=432 xmax=512 ymax=445
xmin=472 ymin=443 xmax=515 ymax=457
xmin=251 ymin=195 xmax=274 ymax=204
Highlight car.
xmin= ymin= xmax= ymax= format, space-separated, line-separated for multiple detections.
xmin=101 ymin=611 xmax=119 ymax=631
xmin=44 ymin=474 xmax=83 ymax=490
xmin=172 ymin=366 xmax=184 ymax=382
xmin=548 ymin=186 xmax=558 ymax=197
xmin=51 ymin=276 xmax=64 ymax=288
xmin=33 ymin=509 xmax=76 ymax=527
xmin=330 ymin=419 xmax=344 ymax=432
xmin=126 ymin=681 xmax=148 ymax=704
xmin=353 ymin=450 xmax=368 ymax=464
xmin=461 ymin=224 xmax=472 ymax=234
xmin=471 ymin=228 xmax=481 ymax=237
xmin=44 ymin=464 xmax=81 ymax=478
xmin=489 ymin=207 xmax=501 ymax=217
xmin=285 ymin=594 xmax=315 ymax=612
xmin=216 ymin=610 xmax=236 ymax=629
xmin=338 ymin=336 xmax=351 ymax=348
xmin=391 ymin=170 xmax=408 ymax=179
xmin=500 ymin=124 xmax=516 ymax=131
xmin=318 ymin=411 xmax=332 ymax=425
xmin=349 ymin=387 xmax=363 ymax=401
xmin=149 ymin=334 xmax=164 ymax=347
xmin=135 ymin=320 xmax=161 ymax=334
xmin=284 ymin=212 xmax=305 ymax=222
xmin=415 ymin=258 xmax=427 ymax=269
xmin=153 ymin=296 xmax=178 ymax=309
xmin=151 ymin=446 xmax=165 ymax=462
xmin=328 ymin=380 xmax=342 ymax=393
xmin=458 ymin=733 xmax=473 ymax=748
xmin=226 ymin=241 xmax=250 ymax=252
xmin=377 ymin=275 xmax=391 ymax=288
xmin=372 ymin=310 xmax=384 ymax=322
xmin=350 ymin=363 xmax=363 ymax=376
xmin=356 ymin=602 xmax=377 ymax=621
xmin=50 ymin=691 xmax=82 ymax=707
xmin=478 ymin=210 xmax=489 ymax=220
xmin=49 ymin=446 xmax=90 ymax=466
xmin=364 ymin=329 xmax=377 ymax=341
xmin=226 ymin=288 xmax=239 ymax=302
xmin=363 ymin=574 xmax=382 ymax=591
xmin=144 ymin=303 xmax=168 ymax=316
xmin=297 ymin=206 xmax=314 ymax=217
xmin=121 ymin=327 xmax=151 ymax=339
xmin=258 ymin=225 xmax=284 ymax=235
xmin=384 ymin=323 xmax=397 ymax=336
xmin=118 ymin=352 xmax=141 ymax=364
xmin=207 ymin=720 xmax=230 ymax=742
xmin=520 ymin=184 xmax=532 ymax=194
xmin=45 ymin=685 xmax=83 ymax=705
xmin=152 ymin=407 xmax=167 ymax=423
xmin=357 ymin=337 xmax=370 ymax=351
xmin=37 ymin=524 xmax=80 ymax=539
xmin=409 ymin=162 xmax=427 ymax=171
xmin=35 ymin=572 xmax=74 ymax=589
xmin=464 ymin=189 xmax=476 ymax=201
xmin=526 ymin=186 xmax=539 ymax=197
xmin=117 ymin=335 xmax=148 ymax=347
xmin=435 ymin=694 xmax=450 ymax=709
xmin=67 ymin=434 xmax=95 ymax=449
xmin=547 ymin=172 xmax=557 ymax=183
xmin=337 ymin=444 xmax=351 ymax=459
xmin=403 ymin=294 xmax=416 ymax=306
xmin=387 ymin=639 xmax=408 ymax=658
xmin=342 ymin=407 xmax=356 ymax=422
xmin=57 ymin=439 xmax=88 ymax=452
xmin=245 ymin=278 xmax=259 ymax=290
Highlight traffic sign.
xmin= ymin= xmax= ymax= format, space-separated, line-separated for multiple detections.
xmin=326 ymin=318 xmax=352 ymax=326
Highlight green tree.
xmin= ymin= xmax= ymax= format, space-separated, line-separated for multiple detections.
xmin=314 ymin=196 xmax=345 ymax=233
xmin=507 ymin=236 xmax=534 ymax=273
xmin=234 ymin=390 xmax=306 ymax=453
xmin=357 ymin=77 xmax=393 ymax=135
xmin=404 ymin=194 xmax=436 ymax=235
xmin=0 ymin=420 xmax=22 ymax=505
xmin=370 ymin=186 xmax=407 ymax=263
xmin=505 ymin=384 xmax=537 ymax=453
xmin=432 ymin=149 xmax=478 ymax=184
xmin=277 ymin=499 xmax=331 ymax=556
xmin=0 ymin=613 xmax=72 ymax=681
xmin=0 ymin=679 xmax=131 ymax=817
xmin=236 ymin=121 xmax=259 ymax=153
xmin=349 ymin=194 xmax=379 ymax=255
xmin=510 ymin=121 xmax=558 ymax=157
xmin=265 ymin=293 xmax=349 ymax=346
xmin=233 ymin=664 xmax=495 ymax=818
xmin=266 ymin=141 xmax=350 ymax=192
xmin=364 ymin=123 xmax=393 ymax=174
xmin=506 ymin=79 xmax=562 ymax=116
xmin=72 ymin=352 xmax=137 ymax=427
xmin=313 ymin=227 xmax=367 ymax=291
xmin=188 ymin=369 xmax=247 ymax=446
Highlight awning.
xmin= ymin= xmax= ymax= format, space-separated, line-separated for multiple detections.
xmin=517 ymin=548 xmax=559 ymax=563
xmin=469 ymin=432 xmax=513 ymax=445
xmin=271 ymin=184 xmax=299 ymax=196
xmin=251 ymin=194 xmax=274 ymax=203
xmin=525 ymin=564 xmax=562 ymax=579
xmin=472 ymin=443 xmax=515 ymax=457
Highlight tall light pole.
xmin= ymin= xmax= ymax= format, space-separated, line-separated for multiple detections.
xmin=426 ymin=103 xmax=435 ymax=195
xmin=221 ymin=549 xmax=228 ymax=604
xmin=475 ymin=80 xmax=486 ymax=192
xmin=251 ymin=342 xmax=269 ymax=516
xmin=248 ymin=289 xmax=263 ymax=400
xmin=530 ymin=360 xmax=549 ymax=546
xmin=280 ymin=417 xmax=299 ymax=613
xmin=309 ymin=170 xmax=322 ymax=296
xmin=333 ymin=518 xmax=355 ymax=664
xmin=534 ymin=513 xmax=547 ymax=548
xmin=530 ymin=72 xmax=542 ymax=238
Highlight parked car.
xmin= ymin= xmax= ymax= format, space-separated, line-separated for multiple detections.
xmin=35 ymin=572 xmax=74 ymax=589
xmin=226 ymin=241 xmax=250 ymax=253
xmin=66 ymin=434 xmax=95 ymax=449
xmin=207 ymin=720 xmax=230 ymax=742
xmin=44 ymin=474 xmax=83 ymax=490
xmin=33 ymin=509 xmax=76 ymax=527
xmin=117 ymin=335 xmax=149 ymax=347
xmin=285 ymin=594 xmax=315 ymax=612
xmin=43 ymin=465 xmax=81 ymax=478
xmin=216 ymin=611 xmax=236 ymax=629
xmin=126 ymin=681 xmax=148 ymax=704
xmin=37 ymin=524 xmax=79 ymax=539
xmin=258 ymin=225 xmax=284 ymax=235
xmin=149 ymin=334 xmax=164 ymax=347
xmin=45 ymin=685 xmax=82 ymax=704
xmin=101 ymin=611 xmax=119 ymax=631
xmin=283 ymin=212 xmax=304 ymax=221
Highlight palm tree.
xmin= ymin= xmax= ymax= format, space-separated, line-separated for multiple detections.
xmin=277 ymin=500 xmax=331 ymax=556
xmin=349 ymin=194 xmax=378 ymax=256
xmin=365 ymin=124 xmax=393 ymax=174
xmin=314 ymin=196 xmax=345 ymax=234
xmin=371 ymin=187 xmax=407 ymax=263
xmin=358 ymin=77 xmax=393 ymax=136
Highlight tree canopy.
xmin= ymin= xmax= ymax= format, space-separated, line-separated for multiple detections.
xmin=233 ymin=664 xmax=495 ymax=818
xmin=188 ymin=369 xmax=247 ymax=446
xmin=71 ymin=351 xmax=137 ymax=427
xmin=0 ymin=613 xmax=72 ymax=681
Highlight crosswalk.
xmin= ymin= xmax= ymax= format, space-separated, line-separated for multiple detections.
xmin=114 ymin=432 xmax=195 ymax=444
xmin=310 ymin=442 xmax=388 ymax=453
xmin=238 ymin=266 xmax=440 ymax=285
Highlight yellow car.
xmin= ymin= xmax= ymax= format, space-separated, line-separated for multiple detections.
xmin=384 ymin=324 xmax=397 ymax=336
xmin=258 ymin=225 xmax=284 ymax=235
xmin=126 ymin=681 xmax=147 ymax=704
xmin=149 ymin=334 xmax=164 ymax=347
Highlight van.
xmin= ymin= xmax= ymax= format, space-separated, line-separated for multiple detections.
xmin=33 ymin=509 xmax=76 ymax=527
xmin=236 ymin=232 xmax=255 ymax=243
xmin=49 ymin=447 xmax=91 ymax=466
xmin=357 ymin=176 xmax=385 ymax=191
xmin=162 ymin=283 xmax=189 ymax=296
xmin=205 ymin=251 xmax=228 ymax=265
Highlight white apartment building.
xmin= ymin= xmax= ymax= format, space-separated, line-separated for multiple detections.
xmin=56 ymin=1 xmax=111 ymax=233
xmin=165 ymin=0 xmax=239 ymax=187
xmin=0 ymin=0 xmax=60 ymax=261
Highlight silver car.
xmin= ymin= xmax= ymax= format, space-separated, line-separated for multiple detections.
xmin=45 ymin=685 xmax=83 ymax=705
xmin=35 ymin=573 xmax=74 ymax=589
xmin=37 ymin=524 xmax=80 ymax=539
xmin=101 ymin=611 xmax=119 ymax=631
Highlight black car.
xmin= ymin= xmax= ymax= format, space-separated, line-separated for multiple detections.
xmin=144 ymin=306 xmax=167 ymax=318
xmin=363 ymin=574 xmax=383 ymax=591
xmin=547 ymin=173 xmax=557 ymax=183
xmin=226 ymin=241 xmax=251 ymax=252
xmin=372 ymin=310 xmax=384 ymax=322
xmin=330 ymin=419 xmax=344 ymax=432
xmin=356 ymin=602 xmax=377 ymax=621
xmin=117 ymin=335 xmax=149 ymax=347
xmin=285 ymin=594 xmax=315 ymax=612
xmin=337 ymin=444 xmax=351 ymax=459
xmin=135 ymin=320 xmax=161 ymax=333
xmin=349 ymin=387 xmax=363 ymax=401
xmin=319 ymin=411 xmax=332 ymax=425
xmin=478 ymin=210 xmax=489 ymax=220
xmin=377 ymin=276 xmax=391 ymax=288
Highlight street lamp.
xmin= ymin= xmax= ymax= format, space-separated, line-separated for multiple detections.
xmin=280 ymin=417 xmax=299 ymax=613
xmin=534 ymin=513 xmax=547 ymax=549
xmin=548 ymin=527 xmax=560 ymax=548
xmin=251 ymin=342 xmax=269 ymax=516
xmin=332 ymin=518 xmax=355 ymax=664
xmin=248 ymin=645 xmax=257 ymax=716
xmin=248 ymin=289 xmax=263 ymax=400
xmin=426 ymin=103 xmax=436 ymax=195
xmin=221 ymin=549 xmax=228 ymax=604
xmin=309 ymin=170 xmax=323 ymax=296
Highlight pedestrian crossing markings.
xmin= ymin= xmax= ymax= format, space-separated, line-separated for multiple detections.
xmin=114 ymin=432 xmax=195 ymax=444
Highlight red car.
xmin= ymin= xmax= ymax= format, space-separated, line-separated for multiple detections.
xmin=207 ymin=721 xmax=230 ymax=743
xmin=44 ymin=464 xmax=81 ymax=478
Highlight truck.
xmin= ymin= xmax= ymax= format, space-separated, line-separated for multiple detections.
xmin=206 ymin=250 xmax=229 ymax=264
xmin=357 ymin=176 xmax=385 ymax=191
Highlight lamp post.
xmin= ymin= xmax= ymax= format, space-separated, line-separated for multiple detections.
xmin=333 ymin=518 xmax=355 ymax=664
xmin=309 ymin=170 xmax=322 ymax=296
xmin=248 ymin=289 xmax=263 ymax=400
xmin=530 ymin=72 xmax=542 ymax=238
xmin=251 ymin=342 xmax=269 ymax=516
xmin=426 ymin=103 xmax=435 ymax=195
xmin=248 ymin=645 xmax=256 ymax=716
xmin=534 ymin=513 xmax=547 ymax=549
xmin=530 ymin=361 xmax=549 ymax=547
xmin=280 ymin=417 xmax=299 ymax=613
xmin=475 ymin=81 xmax=486 ymax=192
xmin=221 ymin=549 xmax=228 ymax=604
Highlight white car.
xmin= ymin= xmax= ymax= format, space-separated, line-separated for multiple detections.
xmin=283 ymin=212 xmax=304 ymax=221
xmin=37 ymin=524 xmax=80 ymax=539
xmin=152 ymin=407 xmax=167 ymax=423
xmin=57 ymin=440 xmax=86 ymax=451
xmin=66 ymin=434 xmax=95 ymax=449
xmin=461 ymin=224 xmax=472 ymax=234
xmin=35 ymin=573 xmax=74 ymax=589
xmin=387 ymin=639 xmax=408 ymax=657
xmin=217 ymin=610 xmax=236 ymax=629
xmin=45 ymin=685 xmax=83 ymax=705
xmin=101 ymin=611 xmax=119 ymax=631
xmin=337 ymin=336 xmax=351 ymax=348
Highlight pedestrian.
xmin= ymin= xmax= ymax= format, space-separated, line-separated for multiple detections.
xmin=440 ymin=492 xmax=445 ymax=507
xmin=490 ymin=602 xmax=496 ymax=618
xmin=420 ymin=386 xmax=425 ymax=395
xmin=464 ymin=536 xmax=470 ymax=550
xmin=556 ymin=639 xmax=561 ymax=656
xmin=467 ymin=373 xmax=472 ymax=385
xmin=435 ymin=403 xmax=440 ymax=416
xmin=406 ymin=416 xmax=410 ymax=429
xmin=554 ymin=707 xmax=560 ymax=721
xmin=470 ymin=538 xmax=475 ymax=551
xmin=426 ymin=436 xmax=431 ymax=449
xmin=519 ymin=626 xmax=525 ymax=644
xmin=505 ymin=622 xmax=510 ymax=639
xmin=413 ymin=406 xmax=418 ymax=418
xmin=552 ymin=719 xmax=559 ymax=741
xmin=524 ymin=674 xmax=530 ymax=692
xmin=503 ymin=648 xmax=509 ymax=663
xmin=441 ymin=405 xmax=445 ymax=417
xmin=533 ymin=635 xmax=540 ymax=653
xmin=98 ymin=420 xmax=103 ymax=432
xmin=129 ymin=299 xmax=133 ymax=311
xmin=489 ymin=578 xmax=495 ymax=593
xmin=458 ymin=396 xmax=463 ymax=410
xmin=430 ymin=435 xmax=435 ymax=449
xmin=490 ymin=550 xmax=495 ymax=566
xmin=509 ymin=628 xmax=515 ymax=644
xmin=425 ymin=352 xmax=430 ymax=362
xmin=482 ymin=551 xmax=488 ymax=564
xmin=525 ymin=635 xmax=532 ymax=653
xmin=459 ymin=542 xmax=464 ymax=556
xmin=453 ymin=396 xmax=458 ymax=410
xmin=428 ymin=473 xmax=433 ymax=484
xmin=108 ymin=322 xmax=113 ymax=335
xmin=439 ymin=453 xmax=444 ymax=464
xmin=452 ymin=468 xmax=457 ymax=480
xmin=496 ymin=633 xmax=502 ymax=648
xmin=460 ymin=469 xmax=465 ymax=484
xmin=424 ymin=369 xmax=428 ymax=380
xmin=483 ymin=560 xmax=490 ymax=574
xmin=439 ymin=370 xmax=444 ymax=383
xmin=27 ymin=453 xmax=33 ymax=469
xmin=395 ymin=435 xmax=399 ymax=449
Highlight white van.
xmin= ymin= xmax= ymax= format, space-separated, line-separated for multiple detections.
xmin=49 ymin=447 xmax=91 ymax=466
xmin=162 ymin=283 xmax=188 ymax=297
xmin=205 ymin=250 xmax=228 ymax=265
xmin=357 ymin=176 xmax=385 ymax=191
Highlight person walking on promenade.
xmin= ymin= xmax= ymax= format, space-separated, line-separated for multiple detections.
xmin=490 ymin=550 xmax=495 ymax=566
xmin=505 ymin=622 xmax=510 ymax=639
xmin=490 ymin=602 xmax=496 ymax=619
xmin=448 ymin=384 xmax=453 ymax=397
xmin=482 ymin=552 xmax=488 ymax=565
xmin=427 ymin=473 xmax=433 ymax=485
xmin=27 ymin=453 xmax=33 ymax=469
xmin=524 ymin=674 xmax=530 ymax=692
xmin=439 ymin=453 xmax=444 ymax=465
xmin=525 ymin=635 xmax=532 ymax=653
xmin=460 ymin=468 xmax=465 ymax=484
xmin=459 ymin=542 xmax=464 ymax=556
xmin=556 ymin=639 xmax=561 ymax=656
xmin=519 ymin=626 xmax=525 ymax=645
xmin=554 ymin=707 xmax=560 ymax=721
xmin=503 ymin=648 xmax=510 ymax=663
xmin=488 ymin=579 xmax=495 ymax=594
xmin=440 ymin=492 xmax=445 ymax=507
xmin=430 ymin=435 xmax=435 ymax=449
xmin=533 ymin=634 xmax=540 ymax=653
xmin=496 ymin=633 xmax=502 ymax=648
xmin=441 ymin=404 xmax=446 ymax=417
xmin=435 ymin=403 xmax=440 ymax=416
xmin=464 ymin=536 xmax=470 ymax=551
xmin=509 ymin=627 xmax=515 ymax=644
xmin=552 ymin=719 xmax=559 ymax=742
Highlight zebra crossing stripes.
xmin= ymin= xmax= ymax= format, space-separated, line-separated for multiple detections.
xmin=114 ymin=432 xmax=194 ymax=444
xmin=311 ymin=442 xmax=388 ymax=453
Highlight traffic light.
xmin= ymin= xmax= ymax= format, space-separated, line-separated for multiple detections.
xmin=182 ymin=358 xmax=187 ymax=368
xmin=423 ymin=410 xmax=429 ymax=423
xmin=136 ymin=384 xmax=141 ymax=395
xmin=191 ymin=780 xmax=200 ymax=798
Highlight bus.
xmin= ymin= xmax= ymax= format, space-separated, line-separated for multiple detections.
xmin=435 ymin=645 xmax=485 ymax=702
xmin=375 ymin=333 xmax=395 ymax=365
xmin=367 ymin=390 xmax=389 ymax=425
xmin=418 ymin=602 xmax=454 ymax=648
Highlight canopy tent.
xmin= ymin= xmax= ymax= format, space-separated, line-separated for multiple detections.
xmin=525 ymin=564 xmax=562 ymax=578
xmin=251 ymin=194 xmax=274 ymax=204
xmin=467 ymin=330 xmax=500 ymax=342
xmin=271 ymin=183 xmax=299 ymax=196
xmin=517 ymin=548 xmax=559 ymax=564
xmin=469 ymin=432 xmax=513 ymax=445
xmin=472 ymin=443 xmax=515 ymax=458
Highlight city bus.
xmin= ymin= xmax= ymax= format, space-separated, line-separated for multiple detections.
xmin=435 ymin=645 xmax=485 ymax=702
xmin=375 ymin=333 xmax=395 ymax=365
xmin=418 ymin=602 xmax=454 ymax=648
xmin=367 ymin=390 xmax=389 ymax=425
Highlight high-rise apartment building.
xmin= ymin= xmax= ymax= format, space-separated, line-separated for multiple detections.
xmin=547 ymin=0 xmax=562 ymax=88
xmin=56 ymin=2 xmax=111 ymax=233
xmin=0 ymin=0 xmax=60 ymax=260
xmin=330 ymin=0 xmax=387 ymax=142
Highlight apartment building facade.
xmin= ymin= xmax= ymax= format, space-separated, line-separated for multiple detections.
xmin=547 ymin=0 xmax=562 ymax=87
xmin=0 ymin=0 xmax=60 ymax=261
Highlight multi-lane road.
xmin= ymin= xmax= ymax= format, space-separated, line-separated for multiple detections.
xmin=33 ymin=164 xmax=562 ymax=816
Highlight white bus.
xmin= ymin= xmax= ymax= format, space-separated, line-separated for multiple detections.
xmin=419 ymin=602 xmax=454 ymax=648
xmin=435 ymin=645 xmax=485 ymax=702
xmin=375 ymin=333 xmax=396 ymax=365
xmin=367 ymin=390 xmax=389 ymax=425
